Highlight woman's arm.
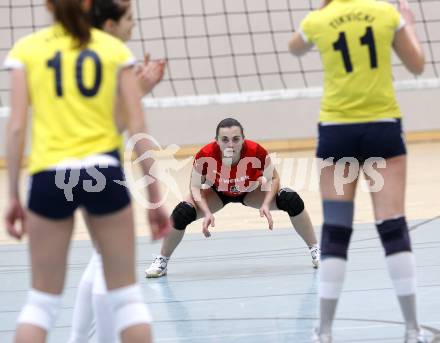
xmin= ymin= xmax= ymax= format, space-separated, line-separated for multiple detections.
xmin=289 ymin=0 xmax=332 ymax=56
xmin=189 ymin=169 xmax=211 ymax=215
xmin=258 ymin=162 xmax=281 ymax=230
xmin=119 ymin=66 xmax=170 ymax=239
xmin=189 ymin=168 xmax=216 ymax=237
xmin=115 ymin=55 xmax=166 ymax=133
xmin=393 ymin=0 xmax=425 ymax=75
xmin=288 ymin=32 xmax=313 ymax=57
xmin=7 ymin=69 xmax=28 ymax=200
xmin=261 ymin=167 xmax=280 ymax=206
xmin=5 ymin=68 xmax=29 ymax=239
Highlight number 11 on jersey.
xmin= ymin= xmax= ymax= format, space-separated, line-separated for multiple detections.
xmin=333 ymin=26 xmax=378 ymax=73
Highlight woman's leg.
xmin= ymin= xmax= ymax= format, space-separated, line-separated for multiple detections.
xmin=146 ymin=189 xmax=224 ymax=278
xmin=70 ymin=205 xmax=117 ymax=343
xmin=366 ymin=155 xmax=405 ymax=220
xmin=243 ymin=188 xmax=318 ymax=246
xmin=15 ymin=211 xmax=74 ymax=343
xmin=68 ymin=251 xmax=99 ymax=343
xmin=87 ymin=205 xmax=151 ymax=343
xmin=92 ymin=253 xmax=118 ymax=343
xmin=69 ymin=249 xmax=117 ymax=343
xmin=366 ymin=155 xmax=421 ymax=334
xmin=318 ymin=161 xmax=359 ymax=337
xmin=162 ymin=190 xmax=224 ymax=257
xmin=243 ymin=187 xmax=319 ymax=266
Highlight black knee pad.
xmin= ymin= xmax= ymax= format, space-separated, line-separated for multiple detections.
xmin=171 ymin=201 xmax=197 ymax=230
xmin=376 ymin=217 xmax=412 ymax=256
xmin=321 ymin=223 xmax=353 ymax=260
xmin=275 ymin=188 xmax=305 ymax=217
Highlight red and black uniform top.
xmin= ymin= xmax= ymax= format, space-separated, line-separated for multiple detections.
xmin=193 ymin=139 xmax=269 ymax=197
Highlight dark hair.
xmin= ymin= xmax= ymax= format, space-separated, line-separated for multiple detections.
xmin=49 ymin=0 xmax=91 ymax=48
xmin=215 ymin=118 xmax=244 ymax=138
xmin=91 ymin=0 xmax=130 ymax=29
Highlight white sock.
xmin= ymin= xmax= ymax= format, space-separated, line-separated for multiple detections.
xmin=68 ymin=252 xmax=98 ymax=343
xmin=92 ymin=254 xmax=118 ymax=343
xmin=318 ymin=258 xmax=347 ymax=334
xmin=386 ymin=252 xmax=419 ymax=329
xmin=386 ymin=252 xmax=417 ymax=296
xmin=319 ymin=258 xmax=347 ymax=299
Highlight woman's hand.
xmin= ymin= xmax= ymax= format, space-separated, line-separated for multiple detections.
xmin=5 ymin=197 xmax=26 ymax=240
xmin=148 ymin=206 xmax=171 ymax=241
xmin=259 ymin=203 xmax=273 ymax=230
xmin=202 ymin=212 xmax=215 ymax=238
xmin=135 ymin=53 xmax=166 ymax=95
xmin=398 ymin=0 xmax=415 ymax=26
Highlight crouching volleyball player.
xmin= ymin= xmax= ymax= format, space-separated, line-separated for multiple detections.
xmin=145 ymin=118 xmax=320 ymax=278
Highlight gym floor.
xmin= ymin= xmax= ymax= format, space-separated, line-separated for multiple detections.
xmin=0 ymin=142 xmax=439 ymax=342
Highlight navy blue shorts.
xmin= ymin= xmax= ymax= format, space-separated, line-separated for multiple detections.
xmin=316 ymin=119 xmax=406 ymax=163
xmin=28 ymin=151 xmax=130 ymax=219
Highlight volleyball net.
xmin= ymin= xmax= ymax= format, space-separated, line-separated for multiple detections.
xmin=0 ymin=0 xmax=439 ymax=114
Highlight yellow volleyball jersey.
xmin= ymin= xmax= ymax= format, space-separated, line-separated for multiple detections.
xmin=300 ymin=0 xmax=403 ymax=123
xmin=4 ymin=24 xmax=135 ymax=173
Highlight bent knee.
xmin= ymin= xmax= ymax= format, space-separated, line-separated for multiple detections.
xmin=275 ymin=188 xmax=305 ymax=217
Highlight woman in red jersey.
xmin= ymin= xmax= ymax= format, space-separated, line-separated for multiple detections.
xmin=145 ymin=117 xmax=320 ymax=277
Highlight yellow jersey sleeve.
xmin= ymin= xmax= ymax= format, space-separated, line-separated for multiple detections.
xmin=3 ymin=35 xmax=33 ymax=70
xmin=382 ymin=2 xmax=404 ymax=31
xmin=111 ymin=35 xmax=136 ymax=69
xmin=299 ymin=11 xmax=320 ymax=44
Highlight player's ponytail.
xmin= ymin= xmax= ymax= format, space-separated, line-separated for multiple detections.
xmin=49 ymin=0 xmax=91 ymax=47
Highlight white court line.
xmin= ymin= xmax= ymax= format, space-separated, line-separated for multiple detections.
xmin=155 ymin=321 xmax=440 ymax=342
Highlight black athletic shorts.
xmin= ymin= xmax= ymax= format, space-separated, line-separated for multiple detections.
xmin=316 ymin=119 xmax=406 ymax=163
xmin=28 ymin=150 xmax=130 ymax=219
xmin=212 ymin=187 xmax=246 ymax=206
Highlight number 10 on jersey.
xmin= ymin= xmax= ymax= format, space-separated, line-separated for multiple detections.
xmin=47 ymin=50 xmax=102 ymax=97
